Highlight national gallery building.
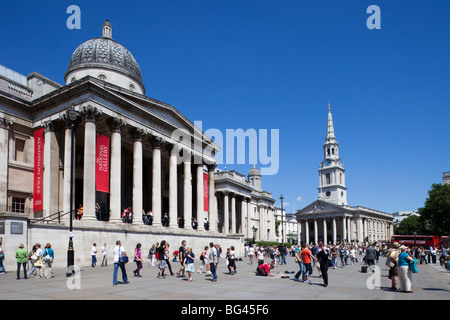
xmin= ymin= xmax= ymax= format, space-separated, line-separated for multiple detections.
xmin=0 ymin=21 xmax=277 ymax=268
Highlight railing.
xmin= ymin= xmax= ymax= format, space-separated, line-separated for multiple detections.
xmin=29 ymin=211 xmax=68 ymax=224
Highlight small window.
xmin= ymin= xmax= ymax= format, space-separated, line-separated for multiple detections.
xmin=15 ymin=139 xmax=26 ymax=162
xmin=129 ymin=84 xmax=135 ymax=91
xmin=70 ymin=77 xmax=76 ymax=83
xmin=325 ymin=191 xmax=331 ymax=198
xmin=326 ymin=173 xmax=331 ymax=185
xmin=12 ymin=197 xmax=26 ymax=213
xmin=98 ymin=74 xmax=107 ymax=80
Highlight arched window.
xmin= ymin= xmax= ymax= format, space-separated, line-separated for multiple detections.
xmin=129 ymin=83 xmax=135 ymax=92
xmin=327 ymin=148 xmax=330 ymax=156
xmin=98 ymin=74 xmax=107 ymax=80
xmin=340 ymin=173 xmax=342 ymax=184
xmin=326 ymin=173 xmax=331 ymax=185
xmin=332 ymin=148 xmax=335 ymax=155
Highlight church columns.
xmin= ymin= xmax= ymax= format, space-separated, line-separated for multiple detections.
xmin=223 ymin=191 xmax=229 ymax=235
xmin=332 ymin=216 xmax=337 ymax=244
xmin=231 ymin=194 xmax=236 ymax=234
xmin=342 ymin=215 xmax=347 ymax=242
xmin=63 ymin=120 xmax=75 ymax=223
xmin=323 ymin=219 xmax=327 ymax=245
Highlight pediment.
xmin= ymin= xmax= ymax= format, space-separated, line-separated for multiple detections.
xmin=297 ymin=200 xmax=344 ymax=216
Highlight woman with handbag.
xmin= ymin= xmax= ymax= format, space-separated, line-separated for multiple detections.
xmin=42 ymin=243 xmax=54 ymax=279
xmin=33 ymin=243 xmax=43 ymax=278
xmin=397 ymin=245 xmax=414 ymax=293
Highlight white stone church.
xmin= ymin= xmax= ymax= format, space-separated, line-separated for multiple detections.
xmin=295 ymin=106 xmax=394 ymax=245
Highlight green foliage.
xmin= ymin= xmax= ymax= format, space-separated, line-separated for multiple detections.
xmin=396 ymin=215 xmax=424 ymax=235
xmin=418 ymin=183 xmax=450 ymax=236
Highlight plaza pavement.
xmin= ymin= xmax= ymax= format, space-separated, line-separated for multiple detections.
xmin=0 ymin=254 xmax=448 ymax=301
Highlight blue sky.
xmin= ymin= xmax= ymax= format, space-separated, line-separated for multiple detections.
xmin=1 ymin=1 xmax=449 ymax=214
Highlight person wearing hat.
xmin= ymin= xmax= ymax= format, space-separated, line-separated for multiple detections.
xmin=386 ymin=242 xmax=400 ymax=290
xmin=397 ymin=245 xmax=414 ymax=293
xmin=15 ymin=244 xmax=28 ymax=280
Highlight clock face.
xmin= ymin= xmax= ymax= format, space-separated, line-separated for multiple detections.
xmin=324 ymin=159 xmax=331 ymax=166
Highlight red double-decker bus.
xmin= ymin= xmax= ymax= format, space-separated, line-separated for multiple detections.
xmin=391 ymin=235 xmax=440 ymax=248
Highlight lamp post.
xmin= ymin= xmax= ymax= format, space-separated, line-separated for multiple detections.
xmin=280 ymin=194 xmax=284 ymax=244
xmin=252 ymin=225 xmax=257 ymax=245
xmin=66 ymin=107 xmax=79 ymax=277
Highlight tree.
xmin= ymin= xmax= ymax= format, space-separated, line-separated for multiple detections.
xmin=418 ymin=183 xmax=450 ymax=236
xmin=396 ymin=215 xmax=423 ymax=235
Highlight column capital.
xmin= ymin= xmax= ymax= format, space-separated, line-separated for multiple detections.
xmin=82 ymin=105 xmax=101 ymax=123
xmin=43 ymin=120 xmax=54 ymax=133
xmin=107 ymin=117 xmax=126 ymax=134
xmin=151 ymin=136 xmax=164 ymax=149
xmin=130 ymin=127 xmax=146 ymax=142
xmin=166 ymin=142 xmax=180 ymax=155
xmin=207 ymin=163 xmax=217 ymax=172
xmin=0 ymin=118 xmax=13 ymax=129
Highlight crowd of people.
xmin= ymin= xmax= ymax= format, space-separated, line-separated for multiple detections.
xmin=1 ymin=238 xmax=449 ymax=291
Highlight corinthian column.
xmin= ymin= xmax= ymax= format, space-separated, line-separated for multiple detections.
xmin=167 ymin=144 xmax=178 ymax=228
xmin=151 ymin=136 xmax=163 ymax=226
xmin=43 ymin=121 xmax=59 ymax=218
xmin=131 ymin=128 xmax=146 ymax=224
xmin=207 ymin=164 xmax=217 ymax=232
xmin=0 ymin=118 xmax=12 ymax=210
xmin=82 ymin=105 xmax=100 ymax=220
xmin=196 ymin=164 xmax=204 ymax=230
xmin=107 ymin=117 xmax=125 ymax=223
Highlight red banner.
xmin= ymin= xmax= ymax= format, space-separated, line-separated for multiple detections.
xmin=33 ymin=128 xmax=44 ymax=211
xmin=203 ymin=173 xmax=209 ymax=211
xmin=96 ymin=133 xmax=110 ymax=193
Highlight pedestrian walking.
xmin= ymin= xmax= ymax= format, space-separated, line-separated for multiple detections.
xmin=164 ymin=242 xmax=174 ymax=276
xmin=301 ymin=243 xmax=317 ymax=284
xmin=42 ymin=243 xmax=54 ymax=279
xmin=91 ymin=243 xmax=98 ymax=267
xmin=197 ymin=246 xmax=208 ymax=273
xmin=148 ymin=244 xmax=156 ymax=266
xmin=0 ymin=247 xmax=5 ymax=274
xmin=157 ymin=240 xmax=168 ymax=279
xmin=184 ymin=247 xmax=195 ymax=282
xmin=176 ymin=240 xmax=187 ymax=278
xmin=112 ymin=240 xmax=129 ymax=285
xmin=248 ymin=245 xmax=255 ymax=264
xmin=386 ymin=242 xmax=400 ymax=290
xmin=228 ymin=246 xmax=236 ymax=275
xmin=133 ymin=243 xmax=143 ymax=277
xmin=208 ymin=242 xmax=218 ymax=282
xmin=397 ymin=245 xmax=414 ymax=293
xmin=101 ymin=243 xmax=108 ymax=267
xmin=293 ymin=248 xmax=304 ymax=281
xmin=365 ymin=243 xmax=377 ymax=272
xmin=316 ymin=242 xmax=330 ymax=287
xmin=15 ymin=244 xmax=28 ymax=280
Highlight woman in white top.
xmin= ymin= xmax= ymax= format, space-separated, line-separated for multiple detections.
xmin=34 ymin=243 xmax=43 ymax=278
xmin=248 ymin=245 xmax=255 ymax=265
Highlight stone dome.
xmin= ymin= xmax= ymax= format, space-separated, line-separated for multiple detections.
xmin=65 ymin=20 xmax=145 ymax=93
xmin=248 ymin=165 xmax=261 ymax=177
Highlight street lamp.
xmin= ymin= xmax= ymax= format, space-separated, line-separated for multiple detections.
xmin=66 ymin=107 xmax=79 ymax=277
xmin=280 ymin=194 xmax=284 ymax=244
xmin=252 ymin=225 xmax=258 ymax=245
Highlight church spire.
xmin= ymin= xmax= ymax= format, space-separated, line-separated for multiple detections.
xmin=326 ymin=102 xmax=336 ymax=143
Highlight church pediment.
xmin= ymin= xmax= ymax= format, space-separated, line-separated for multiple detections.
xmin=296 ymin=200 xmax=344 ymax=216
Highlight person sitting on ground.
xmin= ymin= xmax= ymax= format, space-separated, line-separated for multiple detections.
xmin=256 ymin=262 xmax=275 ymax=277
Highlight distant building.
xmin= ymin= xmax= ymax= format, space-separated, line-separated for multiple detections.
xmin=443 ymin=172 xmax=450 ymax=185
xmin=392 ymin=211 xmax=420 ymax=226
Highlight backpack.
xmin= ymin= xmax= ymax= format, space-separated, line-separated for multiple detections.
xmin=200 ymin=252 xmax=205 ymax=261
